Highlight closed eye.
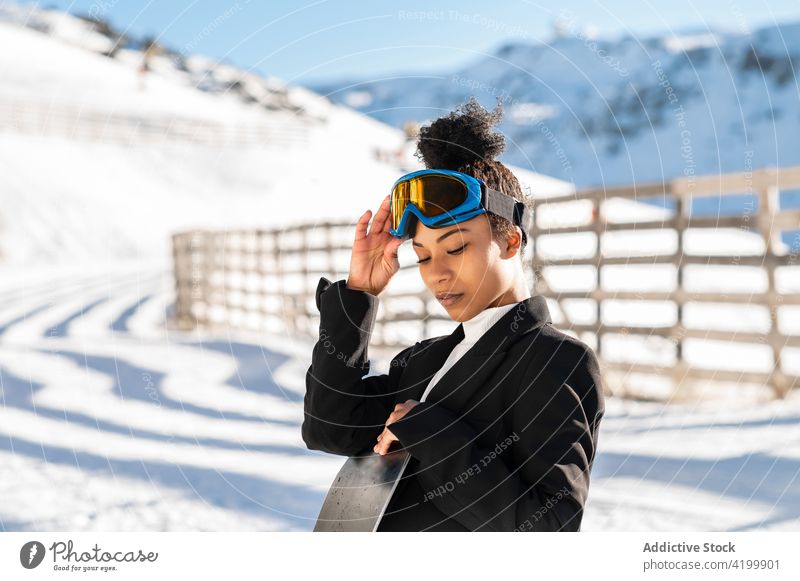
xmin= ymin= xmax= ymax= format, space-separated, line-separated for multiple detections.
xmin=415 ymin=244 xmax=467 ymax=264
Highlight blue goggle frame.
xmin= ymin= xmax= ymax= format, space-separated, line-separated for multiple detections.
xmin=388 ymin=168 xmax=530 ymax=245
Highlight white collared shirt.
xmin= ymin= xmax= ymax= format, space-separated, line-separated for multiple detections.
xmin=419 ymin=301 xmax=521 ymax=402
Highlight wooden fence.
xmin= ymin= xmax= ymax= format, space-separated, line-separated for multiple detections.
xmin=171 ymin=165 xmax=800 ymax=400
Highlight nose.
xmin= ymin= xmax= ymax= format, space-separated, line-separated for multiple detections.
xmin=427 ymin=256 xmax=455 ymax=287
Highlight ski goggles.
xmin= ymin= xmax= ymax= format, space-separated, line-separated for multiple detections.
xmin=389 ymin=168 xmax=532 ymax=245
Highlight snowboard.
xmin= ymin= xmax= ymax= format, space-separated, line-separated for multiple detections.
xmin=313 ymin=444 xmax=410 ymax=532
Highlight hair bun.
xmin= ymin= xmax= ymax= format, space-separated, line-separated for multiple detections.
xmin=415 ymin=96 xmax=506 ymax=170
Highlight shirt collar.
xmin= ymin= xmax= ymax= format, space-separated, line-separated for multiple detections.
xmin=461 ymin=301 xmax=522 ymax=344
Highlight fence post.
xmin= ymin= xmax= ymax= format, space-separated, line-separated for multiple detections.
xmin=759 ymin=173 xmax=790 ymax=398
xmin=671 ymin=183 xmax=689 ymax=401
xmin=592 ymin=193 xmax=602 ymax=360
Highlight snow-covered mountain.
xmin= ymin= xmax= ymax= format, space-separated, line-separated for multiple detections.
xmin=308 ymin=20 xmax=800 ymax=189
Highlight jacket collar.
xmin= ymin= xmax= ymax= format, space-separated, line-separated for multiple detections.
xmin=402 ymin=294 xmax=552 ymax=409
xmin=465 ymin=293 xmax=551 ymax=355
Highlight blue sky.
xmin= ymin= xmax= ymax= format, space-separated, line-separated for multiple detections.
xmin=18 ymin=0 xmax=800 ymax=84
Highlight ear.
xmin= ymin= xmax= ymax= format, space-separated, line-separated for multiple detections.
xmin=503 ymin=227 xmax=524 ymax=257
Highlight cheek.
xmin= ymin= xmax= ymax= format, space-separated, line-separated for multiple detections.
xmin=457 ymin=255 xmax=491 ymax=289
xmin=467 ymin=251 xmax=506 ymax=292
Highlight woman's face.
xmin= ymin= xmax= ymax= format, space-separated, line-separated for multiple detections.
xmin=411 ymin=214 xmax=522 ymax=322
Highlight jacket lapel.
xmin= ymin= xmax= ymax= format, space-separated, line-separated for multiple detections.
xmin=400 ymin=295 xmax=553 ymax=411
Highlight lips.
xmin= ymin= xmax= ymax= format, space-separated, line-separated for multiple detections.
xmin=436 ymin=292 xmax=464 ymax=307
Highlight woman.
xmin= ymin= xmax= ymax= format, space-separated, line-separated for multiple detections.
xmin=303 ymin=97 xmax=605 ymax=531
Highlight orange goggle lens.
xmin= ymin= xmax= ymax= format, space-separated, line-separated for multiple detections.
xmin=390 ymin=174 xmax=469 ymax=231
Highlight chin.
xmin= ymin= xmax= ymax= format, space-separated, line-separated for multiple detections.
xmin=448 ymin=305 xmax=472 ymax=322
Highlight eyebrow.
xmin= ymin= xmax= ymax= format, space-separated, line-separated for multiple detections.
xmin=412 ymin=228 xmax=468 ymax=248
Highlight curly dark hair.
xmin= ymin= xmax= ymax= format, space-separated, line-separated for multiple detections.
xmin=413 ymin=96 xmax=533 ymax=258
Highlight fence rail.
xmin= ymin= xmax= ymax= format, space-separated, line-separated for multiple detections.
xmin=0 ymin=98 xmax=309 ymax=147
xmin=171 ymin=165 xmax=800 ymax=400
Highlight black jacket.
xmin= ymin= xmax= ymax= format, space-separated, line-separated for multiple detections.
xmin=302 ymin=276 xmax=605 ymax=531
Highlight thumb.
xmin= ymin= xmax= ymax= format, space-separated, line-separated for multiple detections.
xmin=384 ymin=236 xmax=403 ymax=260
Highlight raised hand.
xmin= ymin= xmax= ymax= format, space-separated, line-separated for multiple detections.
xmin=346 ymin=194 xmax=405 ymax=296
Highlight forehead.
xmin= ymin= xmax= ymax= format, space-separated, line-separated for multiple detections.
xmin=412 ymin=226 xmax=470 ymax=247
xmin=411 ymin=213 xmax=490 ymax=247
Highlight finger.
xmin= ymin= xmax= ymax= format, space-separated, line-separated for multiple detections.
xmin=374 ymin=429 xmax=389 ymax=452
xmin=368 ymin=195 xmax=391 ymax=237
xmin=374 ymin=431 xmax=398 ymax=455
xmin=382 ymin=203 xmax=396 ymax=234
xmin=385 ymin=432 xmax=399 ymax=451
xmin=384 ymin=236 xmax=403 ymax=261
xmin=354 ymin=209 xmax=371 ymax=242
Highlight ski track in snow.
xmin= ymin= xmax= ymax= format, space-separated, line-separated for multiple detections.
xmin=0 ymin=263 xmax=343 ymax=532
xmin=0 ymin=263 xmax=798 ymax=531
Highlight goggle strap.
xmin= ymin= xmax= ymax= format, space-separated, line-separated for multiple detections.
xmin=484 ymin=187 xmax=533 ymax=246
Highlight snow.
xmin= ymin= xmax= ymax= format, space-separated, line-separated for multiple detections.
xmin=0 ymin=263 xmax=342 ymax=531
xmin=662 ymin=33 xmax=720 ymax=54
xmin=1 ymin=261 xmax=799 ymax=531
xmin=0 ymin=11 xmax=414 ymax=265
xmin=585 ymin=395 xmax=800 ymax=531
xmin=0 ymin=21 xmax=254 ymax=121
xmin=753 ymin=21 xmax=800 ymax=57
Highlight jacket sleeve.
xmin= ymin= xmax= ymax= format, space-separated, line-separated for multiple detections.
xmin=386 ymin=339 xmax=605 ymax=531
xmin=302 ymin=276 xmax=414 ymax=457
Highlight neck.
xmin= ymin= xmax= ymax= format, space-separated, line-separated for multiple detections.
xmin=485 ymin=277 xmax=532 ymax=309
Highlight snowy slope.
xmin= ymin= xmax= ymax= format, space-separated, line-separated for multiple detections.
xmin=0 ymin=13 xmax=404 ymax=266
xmin=0 ymin=11 xmax=570 ymax=267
